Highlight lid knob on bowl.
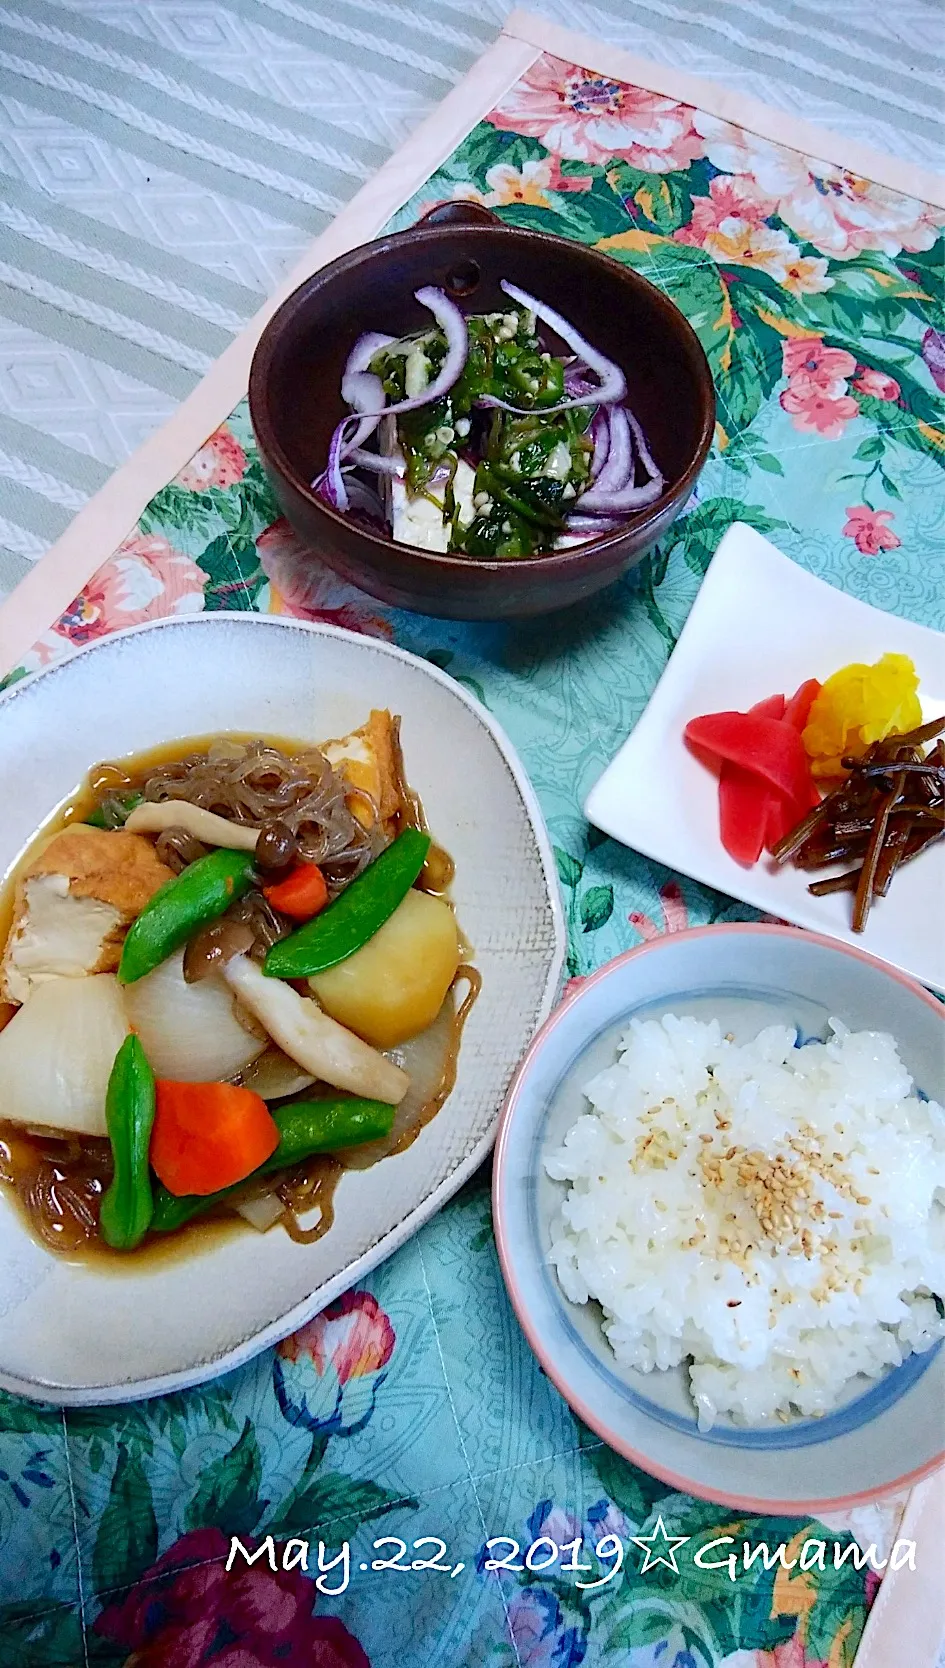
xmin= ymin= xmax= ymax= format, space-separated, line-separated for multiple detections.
xmin=416 ymin=201 xmax=503 ymax=229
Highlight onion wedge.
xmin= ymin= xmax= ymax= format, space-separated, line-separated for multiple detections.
xmin=222 ymin=954 xmax=408 ymax=1105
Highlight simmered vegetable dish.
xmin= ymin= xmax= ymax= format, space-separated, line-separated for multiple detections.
xmin=0 ymin=711 xmax=478 ymax=1255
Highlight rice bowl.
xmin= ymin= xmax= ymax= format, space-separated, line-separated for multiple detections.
xmin=546 ymin=1014 xmax=945 ymax=1430
xmin=493 ymin=924 xmax=945 ymax=1509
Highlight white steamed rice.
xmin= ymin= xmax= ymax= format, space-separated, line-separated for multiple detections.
xmin=545 ymin=1014 xmax=945 ymax=1429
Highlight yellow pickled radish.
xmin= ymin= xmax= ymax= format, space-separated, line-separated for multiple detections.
xmin=802 ymin=653 xmax=922 ymax=779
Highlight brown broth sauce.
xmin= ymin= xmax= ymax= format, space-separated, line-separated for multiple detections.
xmin=0 ymin=731 xmax=474 ymax=1267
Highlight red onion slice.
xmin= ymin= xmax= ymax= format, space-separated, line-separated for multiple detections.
xmin=590 ymin=410 xmax=611 ymax=481
xmin=340 ymin=332 xmax=393 ymax=450
xmin=322 ymin=420 xmax=349 ymax=513
xmin=341 ymin=380 xmax=387 ymax=454
xmin=343 ymin=331 xmax=395 ymax=385
xmin=625 ymin=406 xmax=662 ymax=483
xmin=344 ymin=475 xmax=386 ymax=525
xmin=477 ymin=280 xmax=626 ymax=416
xmin=577 ymin=474 xmax=664 ymax=514
xmin=577 ymin=404 xmax=664 ymax=514
xmin=564 ymin=513 xmax=626 ymax=536
xmin=564 ymin=367 xmax=599 ymax=399
xmin=329 ymin=289 xmax=468 ymax=474
xmin=586 ymin=406 xmax=632 ymax=497
xmin=346 ymin=446 xmax=404 ymax=477
xmin=381 ymin=286 xmax=468 ymax=416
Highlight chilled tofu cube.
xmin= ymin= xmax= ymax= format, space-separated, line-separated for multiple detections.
xmin=391 ymin=479 xmax=450 ymax=552
xmin=453 ymin=458 xmax=477 ymax=529
xmin=390 ymin=459 xmax=477 ymax=552
xmin=321 ymin=708 xmax=403 ymax=831
xmin=0 ymin=826 xmax=174 ymax=1005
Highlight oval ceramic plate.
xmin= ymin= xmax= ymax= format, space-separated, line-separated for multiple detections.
xmin=0 ymin=615 xmax=565 ymax=1404
xmin=493 ymin=925 xmax=945 ymax=1512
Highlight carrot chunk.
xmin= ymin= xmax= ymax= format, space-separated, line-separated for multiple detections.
xmin=263 ymin=862 xmax=329 ymax=921
xmin=151 ymin=1080 xmax=279 ymax=1197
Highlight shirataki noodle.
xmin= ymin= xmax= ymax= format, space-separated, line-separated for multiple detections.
xmin=139 ymin=739 xmax=382 ymax=890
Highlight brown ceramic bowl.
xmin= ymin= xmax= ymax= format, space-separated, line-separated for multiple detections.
xmin=249 ymin=204 xmax=715 ymax=620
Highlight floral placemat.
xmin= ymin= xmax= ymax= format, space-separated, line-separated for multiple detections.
xmin=1 ymin=34 xmax=943 ymax=1668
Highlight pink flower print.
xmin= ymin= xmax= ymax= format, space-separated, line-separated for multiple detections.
xmin=488 ymin=53 xmax=703 ymax=172
xmin=257 ymin=518 xmax=394 ymax=639
xmin=697 ymin=173 xmax=778 ymax=228
xmin=781 ymin=386 xmax=860 ymax=436
xmin=20 ymin=627 xmax=75 ymax=673
xmin=842 ymin=505 xmax=901 ymax=555
xmin=274 ymin=1290 xmax=395 ymax=1437
xmin=693 ymin=113 xmax=945 ymax=259
xmin=769 ymin=1639 xmax=828 ymax=1668
xmin=676 ymin=173 xmax=778 ymax=253
xmin=526 ymin=1499 xmax=581 ymax=1548
xmin=852 ymin=367 xmax=901 ymax=402
xmin=780 ymin=338 xmax=859 ymax=437
xmin=175 ymin=424 xmax=247 ymax=491
xmin=585 ymin=1498 xmax=631 ymax=1543
xmin=95 ymin=1527 xmax=371 ymax=1668
xmin=629 ymin=880 xmax=689 ymax=942
xmin=719 ymin=1640 xmax=827 ymax=1668
xmin=781 ymin=339 xmax=857 ymax=394
xmin=55 ymin=533 xmax=205 ymax=645
xmin=280 ymin=1290 xmax=395 ymax=1382
xmin=507 ymin=1588 xmax=587 ymax=1668
xmin=675 ymin=177 xmax=806 ymax=283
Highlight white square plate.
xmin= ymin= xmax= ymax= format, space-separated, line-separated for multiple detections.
xmin=584 ymin=524 xmax=945 ymax=991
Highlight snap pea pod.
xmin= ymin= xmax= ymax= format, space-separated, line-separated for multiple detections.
xmin=150 ymin=1096 xmax=397 ymax=1233
xmin=264 ymin=827 xmax=430 ymax=980
xmin=99 ymin=1034 xmax=156 ymax=1251
xmin=85 ymin=790 xmax=143 ymax=829
xmin=118 ymin=847 xmax=257 ymax=985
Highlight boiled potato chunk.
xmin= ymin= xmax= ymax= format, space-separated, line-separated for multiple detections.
xmin=309 ymin=889 xmax=459 ymax=1049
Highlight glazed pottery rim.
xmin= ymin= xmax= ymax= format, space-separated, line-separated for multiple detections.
xmin=492 ymin=921 xmax=945 ymax=1513
xmin=248 ymin=221 xmax=715 ymax=574
xmin=0 ymin=612 xmax=567 ymax=1404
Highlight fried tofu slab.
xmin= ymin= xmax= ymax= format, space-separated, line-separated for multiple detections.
xmin=322 ymin=709 xmax=403 ymax=831
xmin=0 ymin=828 xmax=173 ymax=1005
